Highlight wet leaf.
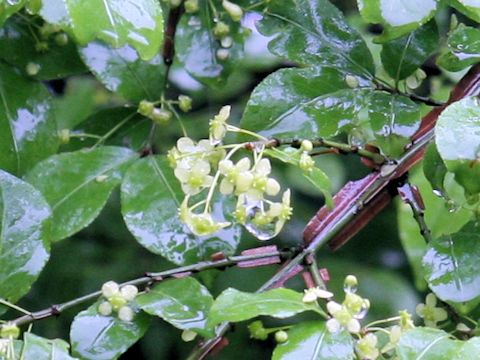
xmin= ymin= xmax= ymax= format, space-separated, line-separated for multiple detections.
xmin=70 ymin=300 xmax=150 ymax=360
xmin=435 ymin=96 xmax=480 ymax=194
xmin=0 ymin=170 xmax=51 ymax=309
xmin=422 ymin=221 xmax=480 ymax=311
xmin=63 ymin=108 xmax=150 ymax=152
xmin=272 ymin=321 xmax=354 ymax=360
xmin=0 ymin=16 xmax=86 ymax=80
xmin=423 ymin=143 xmax=448 ymax=194
xmin=259 ymin=0 xmax=374 ymax=77
xmin=120 ymin=156 xmax=241 ymax=265
xmin=21 ymin=333 xmax=78 ymax=359
xmin=79 ymin=42 xmax=166 ymax=102
xmin=39 ymin=0 xmax=163 ymax=60
xmin=450 ymin=0 xmax=480 ymax=23
xmin=437 ymin=24 xmax=480 ymax=72
xmin=0 ymin=0 xmax=26 ymax=27
xmin=357 ymin=0 xmax=438 ymax=42
xmin=208 ymin=288 xmax=321 ymax=326
xmin=175 ymin=9 xmax=245 ymax=87
xmin=453 ymin=337 xmax=480 ymax=360
xmin=136 ymin=277 xmax=214 ymax=337
xmin=25 ymin=147 xmax=138 ymax=242
xmin=381 ymin=21 xmax=439 ymax=81
xmin=0 ymin=62 xmax=58 ymax=175
xmin=396 ymin=328 xmax=462 ymax=360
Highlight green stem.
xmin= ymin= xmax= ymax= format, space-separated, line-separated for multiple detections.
xmin=0 ymin=299 xmax=31 ymax=316
xmin=92 ymin=112 xmax=136 ymax=149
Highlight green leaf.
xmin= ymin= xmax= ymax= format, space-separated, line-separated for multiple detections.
xmin=175 ymin=9 xmax=245 ymax=87
xmin=381 ymin=21 xmax=439 ymax=81
xmin=39 ymin=0 xmax=163 ymax=60
xmin=25 ymin=147 xmax=137 ymax=242
xmin=242 ymin=70 xmax=420 ymax=157
xmin=423 ymin=143 xmax=448 ymax=194
xmin=21 ymin=333 xmax=78 ymax=360
xmin=0 ymin=16 xmax=87 ymax=80
xmin=396 ymin=328 xmax=461 ymax=360
xmin=453 ymin=337 xmax=480 ymax=360
xmin=437 ymin=24 xmax=480 ymax=72
xmin=259 ymin=0 xmax=374 ymax=77
xmin=0 ymin=170 xmax=51 ymax=308
xmin=450 ymin=0 xmax=480 ymax=22
xmin=64 ymin=108 xmax=150 ymax=151
xmin=54 ymin=78 xmax=97 ymax=130
xmin=0 ymin=62 xmax=58 ymax=175
xmin=120 ymin=156 xmax=241 ymax=265
xmin=265 ymin=147 xmax=332 ymax=207
xmin=0 ymin=0 xmax=26 ymax=28
xmin=422 ymin=221 xmax=480 ymax=311
xmin=357 ymin=0 xmax=438 ymax=42
xmin=79 ymin=42 xmax=166 ymax=102
xmin=435 ymin=96 xmax=480 ymax=195
xmin=272 ymin=321 xmax=354 ymax=360
xmin=136 ymin=277 xmax=214 ymax=337
xmin=208 ymin=288 xmax=322 ymax=327
xmin=70 ymin=301 xmax=150 ymax=360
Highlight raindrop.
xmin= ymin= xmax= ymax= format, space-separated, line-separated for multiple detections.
xmin=188 ymin=17 xmax=201 ymax=27
xmin=6 ymin=0 xmax=21 ymax=5
xmin=343 ymin=283 xmax=357 ymax=294
xmin=243 ymin=199 xmax=277 ymax=241
xmin=432 ymin=189 xmax=445 ymax=199
xmin=381 ymin=124 xmax=391 ymax=136
xmin=446 ymin=200 xmax=458 ymax=213
xmin=354 ymin=301 xmax=369 ymax=320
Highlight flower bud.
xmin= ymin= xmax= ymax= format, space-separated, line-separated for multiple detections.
xmin=0 ymin=323 xmax=20 ymax=339
xmin=248 ymin=321 xmax=268 ymax=340
xmin=26 ymin=62 xmax=40 ymax=76
xmin=222 ymin=0 xmax=243 ymax=22
xmin=54 ymin=33 xmax=69 ymax=46
xmin=216 ymin=48 xmax=230 ymax=61
xmin=181 ymin=329 xmax=197 ymax=342
xmin=118 ymin=306 xmax=135 ymax=322
xmin=35 ymin=41 xmax=49 ymax=52
xmin=98 ymin=301 xmax=113 ymax=316
xmin=300 ymin=140 xmax=313 ymax=152
xmin=178 ymin=95 xmax=193 ymax=112
xmin=213 ymin=21 xmax=230 ymax=38
xmin=184 ymin=0 xmax=199 ymax=13
xmin=274 ymin=330 xmax=288 ymax=343
xmin=169 ymin=0 xmax=182 ymax=7
xmin=345 ymin=74 xmax=359 ymax=89
xmin=120 ymin=285 xmax=138 ymax=301
xmin=58 ymin=129 xmax=70 ymax=144
xmin=102 ymin=281 xmax=120 ymax=298
xmin=150 ymin=108 xmax=172 ymax=125
xmin=26 ymin=0 xmax=42 ymax=14
xmin=344 ymin=275 xmax=358 ymax=292
xmin=138 ymin=100 xmax=155 ymax=117
xmin=299 ymin=152 xmax=315 ymax=172
xmin=95 ymin=175 xmax=108 ymax=183
xmin=221 ymin=36 xmax=233 ymax=48
xmin=265 ymin=178 xmax=280 ymax=196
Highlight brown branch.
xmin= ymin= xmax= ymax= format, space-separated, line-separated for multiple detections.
xmin=188 ymin=64 xmax=480 ymax=360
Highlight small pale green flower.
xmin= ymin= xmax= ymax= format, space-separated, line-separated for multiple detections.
xmin=174 ymin=159 xmax=213 ymax=195
xmin=181 ymin=330 xmax=197 ymax=342
xmin=209 ymin=105 xmax=231 ymax=143
xmin=299 ymin=152 xmax=315 ymax=172
xmin=222 ymin=0 xmax=243 ymax=21
xmin=187 ymin=212 xmax=231 ymax=236
xmin=416 ymin=293 xmax=448 ymax=328
xmin=399 ymin=310 xmax=415 ymax=330
xmin=219 ymin=158 xmax=253 ymax=195
xmin=355 ymin=333 xmax=379 ymax=360
xmin=302 ymin=287 xmax=333 ymax=303
xmin=326 ymin=301 xmax=361 ymax=334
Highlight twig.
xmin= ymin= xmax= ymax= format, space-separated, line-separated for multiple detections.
xmin=374 ymin=81 xmax=445 ymax=107
xmin=6 ymin=248 xmax=292 ymax=327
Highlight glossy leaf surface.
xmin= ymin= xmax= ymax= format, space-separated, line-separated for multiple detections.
xmin=70 ymin=301 xmax=150 ymax=360
xmin=423 ymin=143 xmax=447 ymax=194
xmin=423 ymin=221 xmax=480 ymax=308
xmin=0 ymin=62 xmax=58 ymax=175
xmin=22 ymin=333 xmax=77 ymax=360
xmin=0 ymin=170 xmax=51 ymax=307
xmin=121 ymin=156 xmax=241 ymax=265
xmin=357 ymin=0 xmax=437 ymax=42
xmin=435 ymin=96 xmax=480 ymax=194
xmin=0 ymin=16 xmax=86 ymax=80
xmin=396 ymin=328 xmax=461 ymax=360
xmin=450 ymin=0 xmax=480 ymax=22
xmin=79 ymin=42 xmax=166 ymax=102
xmin=26 ymin=147 xmax=137 ymax=242
xmin=381 ymin=21 xmax=438 ymax=81
xmin=136 ymin=277 xmax=214 ymax=337
xmin=272 ymin=321 xmax=354 ymax=360
xmin=40 ymin=0 xmax=163 ymax=60
xmin=208 ymin=288 xmax=321 ymax=326
xmin=259 ymin=0 xmax=374 ymax=77
xmin=437 ymin=25 xmax=480 ymax=71
xmin=0 ymin=0 xmax=26 ymax=27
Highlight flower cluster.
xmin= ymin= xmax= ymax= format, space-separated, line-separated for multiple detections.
xmin=169 ymin=106 xmax=292 ymax=240
xmin=325 ymin=275 xmax=370 ymax=334
xmin=98 ymin=281 xmax=139 ymax=322
xmin=380 ymin=310 xmax=415 ymax=354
